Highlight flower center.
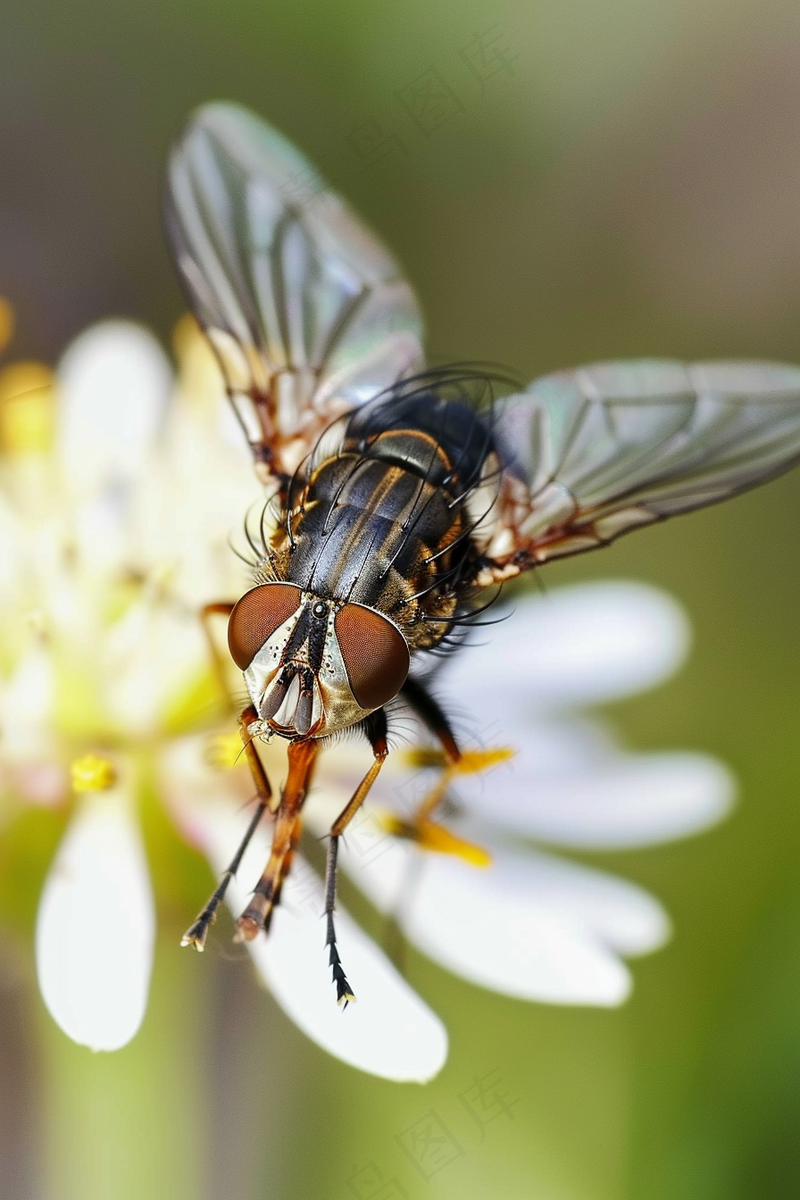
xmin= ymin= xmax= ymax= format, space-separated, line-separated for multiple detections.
xmin=70 ymin=753 xmax=118 ymax=792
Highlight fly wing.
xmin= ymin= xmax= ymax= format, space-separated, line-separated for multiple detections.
xmin=483 ymin=359 xmax=800 ymax=572
xmin=164 ymin=102 xmax=425 ymax=480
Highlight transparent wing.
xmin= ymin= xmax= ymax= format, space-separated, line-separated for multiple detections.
xmin=485 ymin=359 xmax=800 ymax=571
xmin=164 ymin=102 xmax=425 ymax=479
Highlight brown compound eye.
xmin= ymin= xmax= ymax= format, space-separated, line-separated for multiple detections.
xmin=227 ymin=583 xmax=303 ymax=670
xmin=334 ymin=604 xmax=410 ymax=711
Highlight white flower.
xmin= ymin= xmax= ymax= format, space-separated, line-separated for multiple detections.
xmin=0 ymin=312 xmax=733 ymax=1082
xmin=323 ymin=581 xmax=733 ymax=1006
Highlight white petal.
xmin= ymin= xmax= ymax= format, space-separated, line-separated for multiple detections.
xmin=504 ymin=847 xmax=671 ymax=956
xmin=57 ymin=321 xmax=171 ymax=497
xmin=455 ymin=751 xmax=734 ymax=848
xmin=0 ymin=646 xmax=54 ymax=759
xmin=319 ymin=716 xmax=615 ymax=821
xmin=126 ymin=357 xmax=263 ymax=606
xmin=35 ymin=784 xmax=155 ymax=1051
xmin=69 ymin=490 xmax=130 ymax=580
xmin=440 ymin=581 xmax=690 ymax=712
xmin=0 ymin=644 xmax=67 ymax=806
xmin=338 ymin=832 xmax=652 ymax=1005
xmin=0 ymin=495 xmax=23 ymax=599
xmin=101 ymin=599 xmax=206 ymax=735
xmin=192 ymin=799 xmax=447 ymax=1082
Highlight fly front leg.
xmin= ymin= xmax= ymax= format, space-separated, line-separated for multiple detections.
xmin=264 ymin=813 xmax=303 ymax=934
xmin=236 ymin=737 xmax=318 ymax=940
xmin=182 ymin=703 xmax=274 ymax=950
xmin=200 ymin=601 xmax=236 ymax=712
xmin=260 ymin=734 xmax=319 ymax=934
xmin=324 ymin=709 xmax=389 ymax=1005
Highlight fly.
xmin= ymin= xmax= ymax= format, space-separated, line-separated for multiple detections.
xmin=164 ymin=102 xmax=800 ymax=1004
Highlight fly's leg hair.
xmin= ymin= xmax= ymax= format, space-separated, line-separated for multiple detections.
xmin=181 ymin=703 xmax=274 ymax=951
xmin=236 ymin=737 xmax=318 ymax=941
xmin=324 ymin=709 xmax=389 ymax=1006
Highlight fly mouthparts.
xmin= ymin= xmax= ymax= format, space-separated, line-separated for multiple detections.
xmin=262 ymin=666 xmax=318 ymax=736
xmin=261 ymin=673 xmax=289 ymax=721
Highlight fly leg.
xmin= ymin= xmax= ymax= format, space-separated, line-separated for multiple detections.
xmin=236 ymin=737 xmax=318 ymax=940
xmin=401 ymin=676 xmax=461 ymax=765
xmin=324 ymin=710 xmax=389 ymax=1005
xmin=199 ymin=600 xmax=236 ymax=712
xmin=261 ymin=743 xmax=319 ymax=933
xmin=263 ymin=814 xmax=303 ymax=934
xmin=181 ymin=702 xmax=274 ymax=950
xmin=390 ymin=676 xmax=513 ymax=864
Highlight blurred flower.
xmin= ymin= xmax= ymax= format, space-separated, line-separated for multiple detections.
xmin=0 ymin=312 xmax=447 ymax=1079
xmin=0 ymin=307 xmax=734 ymax=1083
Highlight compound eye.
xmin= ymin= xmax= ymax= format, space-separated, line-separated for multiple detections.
xmin=227 ymin=583 xmax=303 ymax=670
xmin=334 ymin=604 xmax=410 ymax=711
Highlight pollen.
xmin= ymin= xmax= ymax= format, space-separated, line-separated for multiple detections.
xmin=70 ymin=754 xmax=118 ymax=792
xmin=404 ymin=746 xmax=448 ymax=770
xmin=381 ymin=813 xmax=492 ymax=868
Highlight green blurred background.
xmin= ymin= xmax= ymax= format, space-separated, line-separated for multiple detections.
xmin=3 ymin=0 xmax=800 ymax=1197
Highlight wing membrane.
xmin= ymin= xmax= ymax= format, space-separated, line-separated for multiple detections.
xmin=164 ymin=103 xmax=424 ymax=477
xmin=487 ymin=360 xmax=800 ymax=568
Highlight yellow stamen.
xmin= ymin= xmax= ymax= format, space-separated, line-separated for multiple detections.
xmin=205 ymin=731 xmax=243 ymax=770
xmin=402 ymin=744 xmax=517 ymax=829
xmin=381 ymin=814 xmax=492 ymax=868
xmin=452 ymin=746 xmax=516 ymax=775
xmin=71 ymin=754 xmax=117 ymax=792
xmin=404 ymin=744 xmax=516 ymax=773
xmin=0 ymin=297 xmax=14 ymax=355
xmin=403 ymin=745 xmax=448 ymax=770
xmin=0 ymin=361 xmax=55 ymax=454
